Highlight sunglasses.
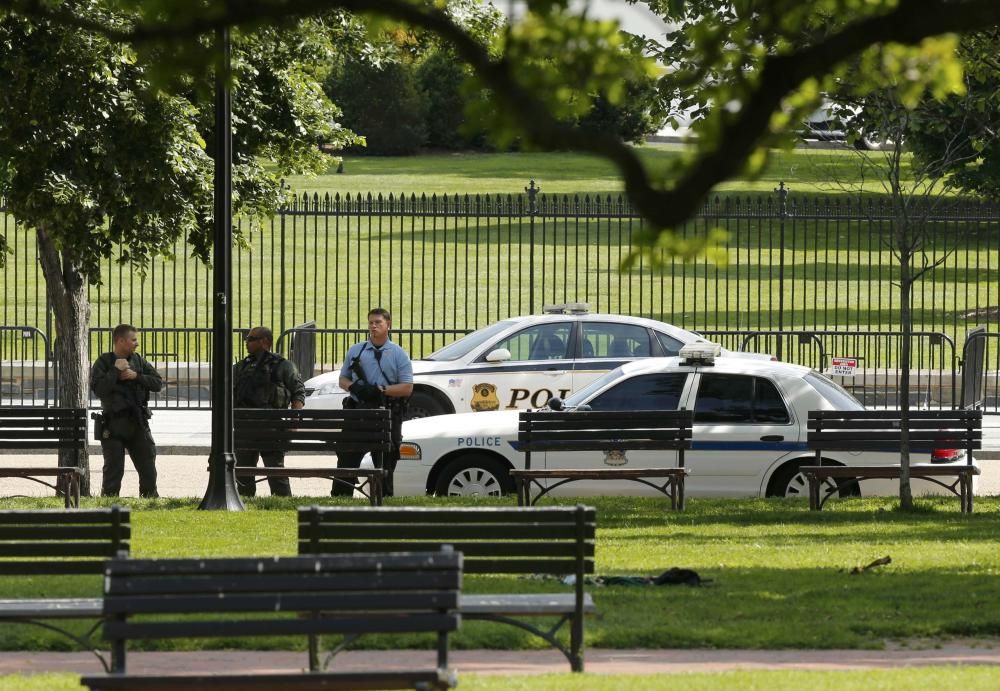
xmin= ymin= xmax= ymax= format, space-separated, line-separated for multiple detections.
xmin=244 ymin=335 xmax=263 ymax=342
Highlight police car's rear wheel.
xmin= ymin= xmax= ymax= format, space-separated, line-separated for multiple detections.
xmin=767 ymin=461 xmax=860 ymax=499
xmin=405 ymin=391 xmax=448 ymax=421
xmin=435 ymin=455 xmax=513 ymax=498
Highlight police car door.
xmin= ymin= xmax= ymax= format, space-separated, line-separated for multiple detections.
xmin=685 ymin=372 xmax=799 ymax=496
xmin=543 ymin=372 xmax=691 ymax=496
xmin=470 ymin=322 xmax=575 ymax=412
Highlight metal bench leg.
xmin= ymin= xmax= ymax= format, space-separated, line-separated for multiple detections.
xmin=808 ymin=476 xmax=820 ymax=511
xmin=676 ymin=476 xmax=686 ymax=512
xmin=515 ymin=477 xmax=526 ymax=507
xmin=73 ymin=474 xmax=81 ymax=508
xmin=308 ymin=631 xmax=320 ymax=671
xmin=570 ymin=611 xmax=584 ymax=673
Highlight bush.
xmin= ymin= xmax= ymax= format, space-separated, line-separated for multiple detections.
xmin=324 ymin=59 xmax=428 ymax=155
xmin=415 ymin=51 xmax=489 ymax=151
xmin=577 ymin=80 xmax=663 ymax=144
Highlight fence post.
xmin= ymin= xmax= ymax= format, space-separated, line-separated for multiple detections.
xmin=774 ymin=181 xmax=789 ymax=361
xmin=525 ymin=180 xmax=540 ymax=313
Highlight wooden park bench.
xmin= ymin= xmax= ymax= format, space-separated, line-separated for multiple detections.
xmin=80 ymin=550 xmax=462 ymax=691
xmin=299 ymin=504 xmax=596 ymax=672
xmin=233 ymin=408 xmax=392 ymax=504
xmin=803 ymin=409 xmax=983 ymax=513
xmin=0 ymin=506 xmax=130 ymax=672
xmin=0 ymin=407 xmax=87 ymax=508
xmin=510 ymin=410 xmax=693 ymax=510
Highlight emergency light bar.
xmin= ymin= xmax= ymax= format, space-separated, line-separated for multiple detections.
xmin=679 ymin=341 xmax=722 ymax=365
xmin=542 ymin=302 xmax=591 ymax=315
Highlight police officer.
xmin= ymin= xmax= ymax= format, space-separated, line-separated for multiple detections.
xmin=233 ymin=326 xmax=306 ymax=497
xmin=90 ymin=324 xmax=162 ymax=497
xmin=334 ymin=308 xmax=413 ymax=497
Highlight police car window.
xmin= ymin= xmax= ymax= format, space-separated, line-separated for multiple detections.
xmin=588 ymin=373 xmax=687 ymax=412
xmin=654 ymin=331 xmax=685 ymax=357
xmin=425 ymin=320 xmax=515 ymax=361
xmin=804 ymin=372 xmax=865 ymax=410
xmin=754 ymin=378 xmax=791 ymax=423
xmin=694 ymin=374 xmax=790 ymax=423
xmin=563 ymin=368 xmax=625 ymax=407
xmin=581 ymin=323 xmax=652 ymax=359
xmin=490 ymin=323 xmax=572 ymax=362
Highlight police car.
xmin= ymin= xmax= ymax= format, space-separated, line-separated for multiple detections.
xmin=304 ymin=304 xmax=772 ymax=419
xmin=386 ymin=343 xmax=973 ymax=499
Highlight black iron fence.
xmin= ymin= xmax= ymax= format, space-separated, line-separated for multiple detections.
xmin=3 ymin=185 xmax=1000 ymax=410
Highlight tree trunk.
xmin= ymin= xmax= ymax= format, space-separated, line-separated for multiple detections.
xmin=36 ymin=225 xmax=93 ymax=496
xmin=898 ymin=252 xmax=913 ymax=510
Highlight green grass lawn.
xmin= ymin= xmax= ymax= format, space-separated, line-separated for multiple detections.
xmin=2 ymin=495 xmax=1000 ymax=654
xmin=8 ymin=667 xmax=1000 ymax=691
xmin=282 ymin=144 xmax=915 ymax=197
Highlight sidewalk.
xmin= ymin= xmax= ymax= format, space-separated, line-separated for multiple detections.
xmin=3 ymin=644 xmax=1000 ymax=677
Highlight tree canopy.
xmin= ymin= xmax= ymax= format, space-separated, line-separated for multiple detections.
xmin=0 ymin=4 xmax=359 ymax=275
xmin=2 ymin=0 xmax=997 ymax=239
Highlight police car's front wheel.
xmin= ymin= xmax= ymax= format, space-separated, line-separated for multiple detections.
xmin=435 ymin=455 xmax=514 ymax=498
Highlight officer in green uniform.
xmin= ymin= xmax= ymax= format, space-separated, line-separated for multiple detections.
xmin=233 ymin=326 xmax=306 ymax=497
xmin=90 ymin=324 xmax=162 ymax=497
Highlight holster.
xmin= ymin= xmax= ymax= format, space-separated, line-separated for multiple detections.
xmin=91 ymin=412 xmax=108 ymax=441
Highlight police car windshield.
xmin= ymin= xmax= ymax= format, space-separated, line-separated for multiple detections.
xmin=564 ymin=368 xmax=626 ymax=407
xmin=423 ymin=320 xmax=517 ymax=361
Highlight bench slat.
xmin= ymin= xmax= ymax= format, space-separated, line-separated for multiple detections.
xmin=808 ymin=411 xmax=981 ymax=420
xmin=106 ymin=612 xmax=460 ymax=641
xmin=0 ymin=509 xmax=129 ymax=524
xmin=299 ymin=540 xmax=595 ymax=558
xmin=297 ymin=506 xmax=597 ymax=523
xmin=1 ymin=543 xmax=126 ymax=558
xmin=0 ymin=598 xmax=103 ymax=618
xmin=511 ymin=468 xmax=686 ymax=479
xmin=801 ymin=464 xmax=980 ymax=478
xmin=809 ymin=430 xmax=981 ymax=442
xmin=461 ymin=592 xmax=596 ymax=615
xmin=81 ymin=670 xmax=455 ymax=691
xmin=107 ymin=571 xmax=459 ymax=596
xmin=314 ymin=523 xmax=595 ymax=541
xmin=520 ymin=410 xmax=690 ymax=423
xmin=0 ymin=560 xmax=112 ymax=575
xmin=104 ymin=591 xmax=460 ymax=616
xmin=0 ymin=525 xmax=130 ymax=540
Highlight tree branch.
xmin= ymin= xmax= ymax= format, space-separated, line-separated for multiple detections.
xmin=4 ymin=0 xmax=1000 ymax=232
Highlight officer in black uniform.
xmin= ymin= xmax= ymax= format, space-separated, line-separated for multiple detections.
xmin=90 ymin=324 xmax=162 ymax=497
xmin=233 ymin=326 xmax=306 ymax=497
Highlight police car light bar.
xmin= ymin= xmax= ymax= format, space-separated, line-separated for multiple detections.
xmin=679 ymin=341 xmax=722 ymax=365
xmin=542 ymin=302 xmax=591 ymax=315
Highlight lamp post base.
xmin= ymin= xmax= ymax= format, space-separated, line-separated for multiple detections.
xmin=198 ymin=451 xmax=245 ymax=511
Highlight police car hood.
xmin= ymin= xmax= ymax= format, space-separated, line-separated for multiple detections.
xmin=402 ymin=410 xmax=519 ymax=440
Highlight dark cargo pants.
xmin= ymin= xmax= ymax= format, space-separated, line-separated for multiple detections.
xmin=100 ymin=415 xmax=158 ymax=498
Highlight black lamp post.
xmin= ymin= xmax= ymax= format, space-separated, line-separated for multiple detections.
xmin=199 ymin=26 xmax=244 ymax=511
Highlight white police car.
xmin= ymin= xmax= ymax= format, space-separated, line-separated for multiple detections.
xmin=387 ymin=343 xmax=973 ymax=499
xmin=305 ymin=303 xmax=772 ymax=419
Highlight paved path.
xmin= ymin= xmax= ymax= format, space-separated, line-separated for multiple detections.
xmin=3 ymin=644 xmax=1000 ymax=677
